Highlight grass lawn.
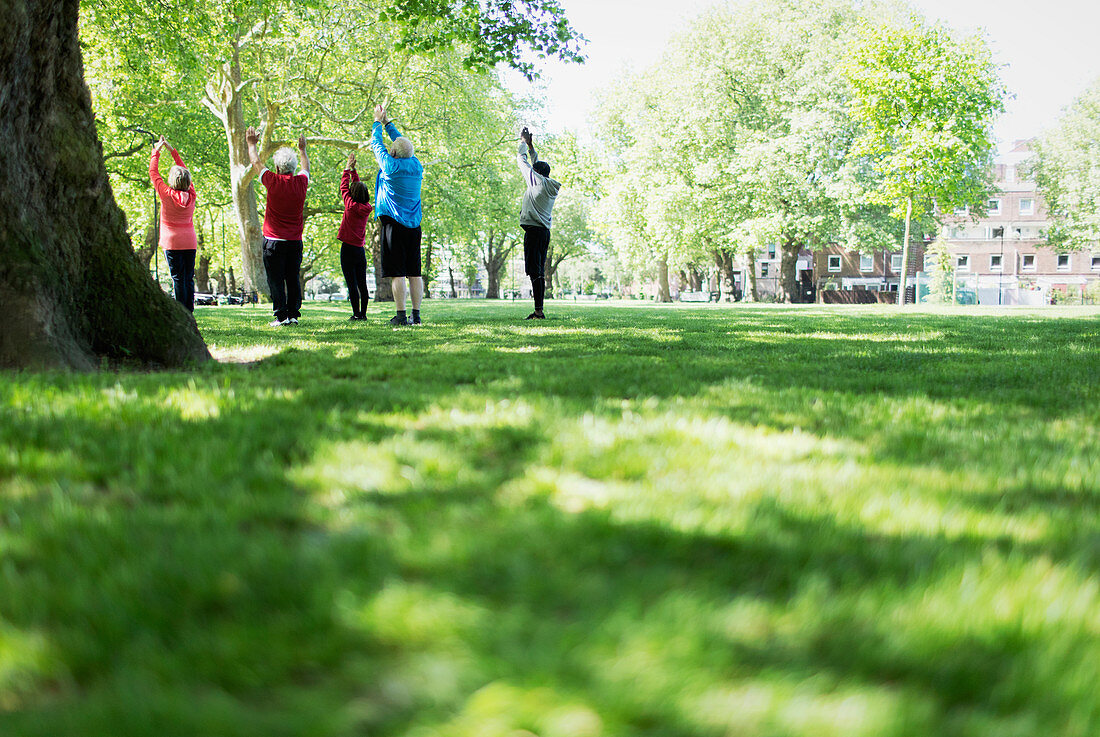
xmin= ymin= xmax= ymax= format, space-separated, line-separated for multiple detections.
xmin=2 ymin=299 xmax=1100 ymax=736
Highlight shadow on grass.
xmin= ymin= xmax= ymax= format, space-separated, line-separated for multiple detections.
xmin=2 ymin=304 xmax=1099 ymax=735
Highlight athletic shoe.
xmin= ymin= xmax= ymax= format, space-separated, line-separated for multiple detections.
xmin=410 ymin=314 xmax=422 ymax=325
xmin=289 ymin=318 xmax=299 ymax=325
xmin=525 ymin=311 xmax=546 ymax=320
xmin=269 ymin=318 xmax=289 ymax=327
xmin=388 ymin=314 xmax=410 ymax=326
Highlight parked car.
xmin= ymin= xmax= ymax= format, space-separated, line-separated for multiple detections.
xmin=194 ymin=293 xmax=217 ymax=306
xmin=217 ymin=294 xmax=244 ymax=305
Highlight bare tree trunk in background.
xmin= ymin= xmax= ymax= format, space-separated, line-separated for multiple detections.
xmin=202 ymin=39 xmax=266 ymax=296
xmin=135 ymin=226 xmax=157 ymax=270
xmin=196 ymin=254 xmax=211 ymax=294
xmin=448 ymin=265 xmax=458 ymax=298
xmin=0 ymin=0 xmax=209 ymax=369
xmin=777 ymin=238 xmax=800 ymax=304
xmin=195 ymin=233 xmax=211 ymax=293
xmin=369 ymin=220 xmax=393 ymax=301
xmin=216 ymin=269 xmax=228 ymax=295
xmin=422 ymin=233 xmax=433 ymax=298
xmin=712 ymin=248 xmax=737 ymax=301
xmin=744 ymin=251 xmax=759 ymax=303
xmin=657 ymin=256 xmax=671 ymax=302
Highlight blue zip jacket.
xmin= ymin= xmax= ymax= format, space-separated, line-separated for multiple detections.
xmin=371 ymin=121 xmax=423 ymax=228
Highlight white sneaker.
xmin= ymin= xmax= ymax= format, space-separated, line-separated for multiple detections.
xmin=289 ymin=318 xmax=299 ymax=325
xmin=269 ymin=319 xmax=289 ymax=327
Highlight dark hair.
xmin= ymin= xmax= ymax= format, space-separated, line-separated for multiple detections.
xmin=533 ymin=161 xmax=551 ymax=177
xmin=349 ymin=181 xmax=370 ymax=205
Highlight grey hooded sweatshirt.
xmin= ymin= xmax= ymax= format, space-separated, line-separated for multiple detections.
xmin=517 ymin=140 xmax=562 ymax=229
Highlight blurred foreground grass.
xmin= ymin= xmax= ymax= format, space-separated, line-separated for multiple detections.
xmin=2 ymin=300 xmax=1100 ymax=736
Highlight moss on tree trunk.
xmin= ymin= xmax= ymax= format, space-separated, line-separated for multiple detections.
xmin=0 ymin=0 xmax=209 ymax=370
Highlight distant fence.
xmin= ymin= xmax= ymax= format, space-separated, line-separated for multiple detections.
xmin=820 ymin=290 xmax=896 ymax=304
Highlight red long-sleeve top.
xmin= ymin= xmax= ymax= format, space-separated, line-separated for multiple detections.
xmin=149 ymin=148 xmax=198 ymax=251
xmin=337 ymin=169 xmax=373 ymax=248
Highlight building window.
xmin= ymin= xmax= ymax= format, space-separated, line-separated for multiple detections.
xmin=761 ymin=262 xmax=770 ymax=277
xmin=1057 ymin=254 xmax=1071 ymax=271
xmin=891 ymin=254 xmax=903 ymax=272
xmin=828 ymin=255 xmax=841 ymax=272
xmin=990 ymin=254 xmax=1003 ymax=272
xmin=953 ymin=206 xmax=969 ymax=217
xmin=1092 ymin=254 xmax=1100 ymax=271
xmin=1021 ymin=254 xmax=1036 ymax=272
xmin=987 ymin=198 xmax=1001 ymax=215
xmin=859 ymin=254 xmax=873 ymax=272
xmin=956 ymin=255 xmax=970 ymax=272
xmin=767 ymin=243 xmax=776 ymax=259
xmin=888 ymin=283 xmax=899 ymax=292
xmin=1019 ymin=198 xmax=1034 ymax=216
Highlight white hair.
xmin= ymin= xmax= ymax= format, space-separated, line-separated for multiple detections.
xmin=389 ymin=137 xmax=414 ymax=159
xmin=272 ymin=147 xmax=298 ymax=174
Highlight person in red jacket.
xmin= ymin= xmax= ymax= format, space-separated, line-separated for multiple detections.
xmin=149 ymin=136 xmax=198 ymax=311
xmin=338 ymin=152 xmax=374 ymax=320
xmin=246 ymin=125 xmax=309 ymax=327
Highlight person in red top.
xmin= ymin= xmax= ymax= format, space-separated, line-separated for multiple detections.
xmin=245 ymin=125 xmax=309 ymax=326
xmin=149 ymin=136 xmax=198 ymax=311
xmin=338 ymin=152 xmax=374 ymax=320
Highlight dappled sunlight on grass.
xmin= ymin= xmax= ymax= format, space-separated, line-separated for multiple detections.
xmin=3 ymin=302 xmax=1100 ymax=735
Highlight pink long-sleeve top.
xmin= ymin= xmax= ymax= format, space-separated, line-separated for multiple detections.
xmin=150 ymin=148 xmax=198 ymax=251
xmin=337 ymin=168 xmax=373 ymax=248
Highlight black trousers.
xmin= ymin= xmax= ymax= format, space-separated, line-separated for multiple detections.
xmin=340 ymin=242 xmax=370 ymax=316
xmin=262 ymin=238 xmax=304 ymax=321
xmin=164 ymin=249 xmax=196 ymax=312
xmin=522 ymin=224 xmax=550 ymax=278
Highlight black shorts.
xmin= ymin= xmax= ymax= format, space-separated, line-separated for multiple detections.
xmin=522 ymin=224 xmax=550 ymax=278
xmin=379 ymin=215 xmax=422 ymax=277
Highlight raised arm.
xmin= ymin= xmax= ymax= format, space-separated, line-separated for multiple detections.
xmin=297 ymin=135 xmax=309 ymax=177
xmin=149 ymin=138 xmax=171 ymax=198
xmin=245 ymin=126 xmax=263 ymax=177
xmin=516 ymin=127 xmax=540 ymax=185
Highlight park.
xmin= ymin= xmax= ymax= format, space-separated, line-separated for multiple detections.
xmin=2 ymin=0 xmax=1100 ymax=733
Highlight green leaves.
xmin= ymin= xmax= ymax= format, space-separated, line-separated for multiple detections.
xmin=1032 ymin=80 xmax=1100 ymax=251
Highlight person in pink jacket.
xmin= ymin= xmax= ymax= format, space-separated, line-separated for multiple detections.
xmin=149 ymin=136 xmax=198 ymax=311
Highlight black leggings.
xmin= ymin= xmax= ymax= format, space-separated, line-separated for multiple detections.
xmin=340 ymin=242 xmax=370 ymax=317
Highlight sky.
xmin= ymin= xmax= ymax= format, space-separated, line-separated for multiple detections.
xmin=511 ymin=0 xmax=1100 ymax=150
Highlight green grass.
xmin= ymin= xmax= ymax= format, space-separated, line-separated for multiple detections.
xmin=2 ymin=300 xmax=1100 ymax=736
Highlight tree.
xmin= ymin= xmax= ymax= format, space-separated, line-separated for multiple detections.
xmin=0 ymin=0 xmax=209 ymax=370
xmin=845 ymin=17 xmax=1005 ymax=305
xmin=1031 ymin=79 xmax=1100 ymax=251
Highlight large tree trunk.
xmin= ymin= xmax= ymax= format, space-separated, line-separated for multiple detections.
xmin=712 ymin=247 xmax=737 ymax=302
xmin=0 ymin=0 xmax=209 ymax=370
xmin=203 ymin=44 xmax=266 ymax=296
xmin=196 ymin=252 xmax=211 ymax=294
xmin=744 ymin=250 xmax=759 ymax=303
xmin=777 ymin=239 xmax=799 ymax=304
xmin=657 ymin=256 xmax=671 ymax=302
xmin=370 ymin=221 xmax=393 ymax=301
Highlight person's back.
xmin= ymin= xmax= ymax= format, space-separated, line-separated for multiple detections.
xmin=261 ymin=169 xmax=309 ymax=241
xmin=518 ymin=140 xmax=561 ymax=229
xmin=373 ymin=121 xmax=423 ymax=229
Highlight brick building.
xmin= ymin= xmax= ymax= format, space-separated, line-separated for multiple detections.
xmin=939 ymin=140 xmax=1099 ymax=305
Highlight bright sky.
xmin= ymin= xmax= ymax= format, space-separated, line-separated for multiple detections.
xmin=512 ymin=0 xmax=1100 ymax=150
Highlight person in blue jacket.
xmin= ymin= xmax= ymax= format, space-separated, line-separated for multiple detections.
xmin=371 ymin=104 xmax=425 ymax=326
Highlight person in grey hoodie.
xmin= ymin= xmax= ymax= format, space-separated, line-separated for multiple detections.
xmin=517 ymin=127 xmax=562 ymax=319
